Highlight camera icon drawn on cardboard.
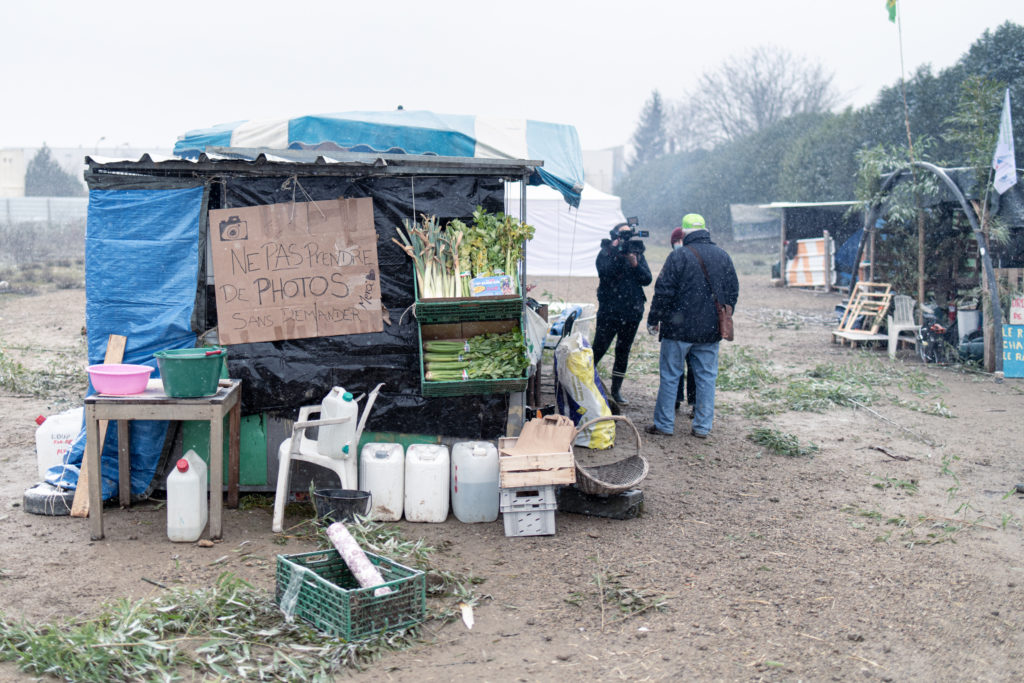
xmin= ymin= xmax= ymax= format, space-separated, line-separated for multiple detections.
xmin=219 ymin=216 xmax=248 ymax=241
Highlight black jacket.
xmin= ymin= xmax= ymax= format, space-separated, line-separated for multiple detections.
xmin=595 ymin=240 xmax=653 ymax=320
xmin=647 ymin=231 xmax=739 ymax=343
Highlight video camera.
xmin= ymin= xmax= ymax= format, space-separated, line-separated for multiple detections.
xmin=618 ymin=216 xmax=649 ymax=255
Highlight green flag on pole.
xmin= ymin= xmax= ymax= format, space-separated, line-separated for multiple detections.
xmin=886 ymin=0 xmax=897 ymax=23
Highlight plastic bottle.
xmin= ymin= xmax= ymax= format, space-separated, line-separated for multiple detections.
xmin=167 ymin=449 xmax=209 ymax=542
xmin=34 ymin=407 xmax=84 ymax=479
xmin=359 ymin=442 xmax=404 ymax=521
xmin=404 ymin=444 xmax=449 ymax=522
xmin=317 ymin=387 xmax=358 ymax=458
xmin=451 ymin=441 xmax=499 ymax=523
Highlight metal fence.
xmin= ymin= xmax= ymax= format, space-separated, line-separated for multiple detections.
xmin=0 ymin=198 xmax=88 ymax=267
xmin=1 ymin=197 xmax=88 ymax=226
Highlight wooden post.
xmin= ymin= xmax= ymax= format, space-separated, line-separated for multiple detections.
xmin=779 ymin=208 xmax=787 ymax=286
xmin=822 ymin=230 xmax=832 ymax=293
xmin=71 ymin=333 xmax=127 ymax=518
xmin=917 ymin=210 xmax=926 ymax=330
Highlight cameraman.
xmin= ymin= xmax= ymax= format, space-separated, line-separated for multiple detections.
xmin=592 ymin=221 xmax=652 ymax=405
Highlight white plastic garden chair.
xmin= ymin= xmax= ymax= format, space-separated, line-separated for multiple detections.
xmin=272 ymin=383 xmax=383 ymax=533
xmin=887 ymin=295 xmax=918 ymax=359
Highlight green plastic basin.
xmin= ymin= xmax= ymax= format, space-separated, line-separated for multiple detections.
xmin=154 ymin=347 xmax=227 ymax=397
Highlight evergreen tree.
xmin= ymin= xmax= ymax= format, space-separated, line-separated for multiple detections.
xmin=629 ymin=90 xmax=667 ymax=171
xmin=778 ymin=109 xmax=866 ymax=201
xmin=24 ymin=144 xmax=85 ymax=197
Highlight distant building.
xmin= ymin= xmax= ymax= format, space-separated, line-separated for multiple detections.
xmin=582 ymin=145 xmax=627 ymax=194
xmin=0 ymin=149 xmax=25 ymax=197
xmin=1 ymin=146 xmax=172 ymax=196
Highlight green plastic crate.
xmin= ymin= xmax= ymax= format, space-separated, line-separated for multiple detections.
xmin=276 ymin=549 xmax=425 ymax=640
xmin=413 ymin=274 xmax=523 ymax=323
xmin=418 ymin=319 xmax=528 ymax=397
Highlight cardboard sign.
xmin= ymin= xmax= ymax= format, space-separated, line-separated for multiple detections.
xmin=1010 ymin=297 xmax=1024 ymax=325
xmin=209 ymin=197 xmax=382 ymax=344
xmin=1003 ymin=325 xmax=1024 ymax=378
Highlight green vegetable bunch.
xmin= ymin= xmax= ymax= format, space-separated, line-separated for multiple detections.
xmin=393 ymin=214 xmax=463 ymax=298
xmin=394 ymin=207 xmax=534 ymax=299
xmin=423 ymin=330 xmax=529 ymax=381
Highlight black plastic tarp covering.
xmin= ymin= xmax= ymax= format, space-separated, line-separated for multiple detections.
xmin=214 ymin=175 xmax=511 ymax=438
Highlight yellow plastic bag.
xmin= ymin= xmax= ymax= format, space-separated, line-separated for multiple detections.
xmin=554 ymin=332 xmax=615 ymax=449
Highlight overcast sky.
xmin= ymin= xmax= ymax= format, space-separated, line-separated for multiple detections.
xmin=3 ymin=1 xmax=1022 ymax=153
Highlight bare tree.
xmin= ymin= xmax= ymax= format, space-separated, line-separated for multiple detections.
xmin=663 ymin=99 xmax=710 ymax=153
xmin=684 ymin=45 xmax=841 ymax=144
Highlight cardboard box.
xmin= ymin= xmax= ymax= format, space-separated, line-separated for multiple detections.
xmin=471 ymin=274 xmax=514 ymax=297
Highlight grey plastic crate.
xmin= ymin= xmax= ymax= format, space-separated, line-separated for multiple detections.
xmin=502 ymin=508 xmax=556 ymax=537
xmin=499 ymin=485 xmax=557 ymax=512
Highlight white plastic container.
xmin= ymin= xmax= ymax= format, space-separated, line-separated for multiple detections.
xmin=317 ymin=387 xmax=358 ymax=458
xmin=404 ymin=444 xmax=449 ymax=523
xmin=34 ymin=407 xmax=84 ymax=479
xmin=167 ymin=449 xmax=209 ymax=542
xmin=451 ymin=441 xmax=499 ymax=523
xmin=957 ymin=309 xmax=982 ymax=343
xmin=359 ymin=442 xmax=405 ymax=522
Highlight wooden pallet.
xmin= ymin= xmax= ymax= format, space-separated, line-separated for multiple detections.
xmin=836 ymin=282 xmax=892 ymax=335
xmin=832 ymin=329 xmax=889 ymax=348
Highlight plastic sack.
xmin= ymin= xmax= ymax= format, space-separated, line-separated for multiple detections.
xmin=523 ymin=305 xmax=548 ymax=366
xmin=553 ymin=332 xmax=615 ymax=449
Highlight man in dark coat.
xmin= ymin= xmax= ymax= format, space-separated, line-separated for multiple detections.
xmin=592 ymin=222 xmax=653 ymax=405
xmin=645 ymin=214 xmax=738 ymax=437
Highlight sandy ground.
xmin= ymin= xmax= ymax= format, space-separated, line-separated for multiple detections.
xmin=2 ymin=263 xmax=1024 ymax=682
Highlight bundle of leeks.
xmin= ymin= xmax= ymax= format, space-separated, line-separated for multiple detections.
xmin=423 ymin=331 xmax=529 ymax=381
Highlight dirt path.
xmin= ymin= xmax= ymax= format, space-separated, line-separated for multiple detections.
xmin=2 ymin=271 xmax=1023 ymax=681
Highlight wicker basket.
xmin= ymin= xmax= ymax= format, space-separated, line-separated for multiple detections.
xmin=572 ymin=415 xmax=649 ymax=496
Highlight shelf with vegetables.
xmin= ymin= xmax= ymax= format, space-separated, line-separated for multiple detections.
xmin=417 ymin=319 xmax=530 ymax=397
xmin=394 ymin=207 xmax=535 ymax=323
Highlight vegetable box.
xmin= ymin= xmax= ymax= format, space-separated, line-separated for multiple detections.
xmin=418 ymin=319 xmax=528 ymax=397
xmin=414 ymin=275 xmax=523 ymax=324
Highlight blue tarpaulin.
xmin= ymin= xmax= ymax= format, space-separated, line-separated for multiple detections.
xmin=47 ymin=185 xmax=205 ymax=499
xmin=172 ymin=110 xmax=585 ymax=206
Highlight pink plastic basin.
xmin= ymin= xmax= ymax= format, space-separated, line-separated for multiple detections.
xmin=87 ymin=364 xmax=154 ymax=395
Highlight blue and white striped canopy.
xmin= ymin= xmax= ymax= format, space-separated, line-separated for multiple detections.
xmin=173 ymin=110 xmax=585 ymax=206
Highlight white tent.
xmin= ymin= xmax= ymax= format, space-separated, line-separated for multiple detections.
xmin=506 ymin=182 xmax=627 ymax=277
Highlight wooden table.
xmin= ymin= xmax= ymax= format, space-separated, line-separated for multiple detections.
xmin=84 ymin=378 xmax=241 ymax=540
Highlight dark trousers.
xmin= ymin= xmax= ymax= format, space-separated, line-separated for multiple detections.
xmin=677 ymin=354 xmax=696 ymax=405
xmin=591 ymin=313 xmax=641 ymax=381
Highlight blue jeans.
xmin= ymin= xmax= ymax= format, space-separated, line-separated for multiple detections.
xmin=653 ymin=340 xmax=720 ymax=435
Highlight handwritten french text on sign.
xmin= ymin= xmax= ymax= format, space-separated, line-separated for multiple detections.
xmin=209 ymin=197 xmax=382 ymax=344
xmin=1010 ymin=297 xmax=1024 ymax=325
xmin=1004 ymin=325 xmax=1024 ymax=378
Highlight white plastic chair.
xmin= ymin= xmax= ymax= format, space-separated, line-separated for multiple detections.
xmin=887 ymin=295 xmax=918 ymax=359
xmin=272 ymin=383 xmax=383 ymax=533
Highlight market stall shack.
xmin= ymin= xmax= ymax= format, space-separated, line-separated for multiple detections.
xmin=861 ymin=164 xmax=1024 ymax=373
xmin=731 ymin=201 xmax=863 ymax=290
xmin=59 ymin=151 xmax=541 ymax=498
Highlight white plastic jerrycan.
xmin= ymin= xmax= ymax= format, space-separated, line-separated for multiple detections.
xmin=404 ymin=444 xmax=449 ymax=523
xmin=317 ymin=387 xmax=358 ymax=458
xmin=34 ymin=407 xmax=84 ymax=479
xmin=359 ymin=442 xmax=404 ymax=522
xmin=451 ymin=441 xmax=499 ymax=523
xmin=167 ymin=449 xmax=209 ymax=542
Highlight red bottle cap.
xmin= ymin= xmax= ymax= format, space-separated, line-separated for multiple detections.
xmin=176 ymin=458 xmax=189 ymax=473
xmin=35 ymin=415 xmax=47 ymax=425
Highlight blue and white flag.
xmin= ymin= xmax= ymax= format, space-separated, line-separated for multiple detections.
xmin=992 ymin=88 xmax=1017 ymax=195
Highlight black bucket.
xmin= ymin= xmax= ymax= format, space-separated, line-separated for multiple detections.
xmin=313 ymin=489 xmax=372 ymax=523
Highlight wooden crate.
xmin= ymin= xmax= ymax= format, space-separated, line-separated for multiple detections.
xmin=497 ymin=436 xmax=575 ymax=488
